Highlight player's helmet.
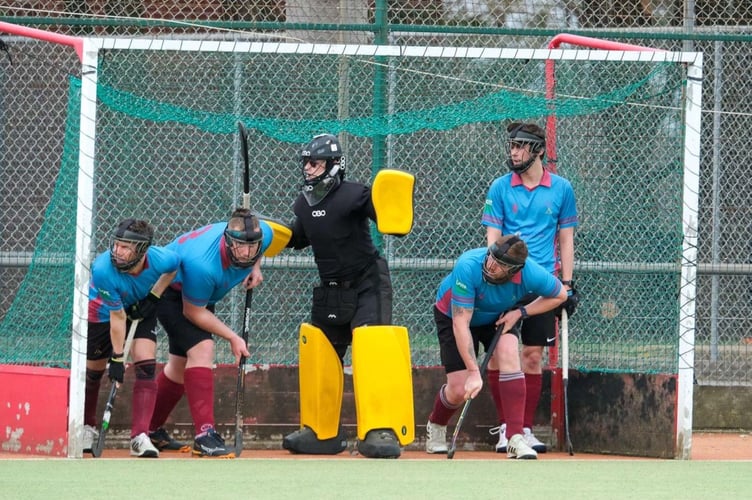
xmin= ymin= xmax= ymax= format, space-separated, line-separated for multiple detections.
xmin=110 ymin=219 xmax=153 ymax=272
xmin=224 ymin=209 xmax=263 ymax=268
xmin=505 ymin=123 xmax=545 ymax=174
xmin=301 ymin=133 xmax=345 ymax=206
xmin=482 ymin=234 xmax=528 ymax=285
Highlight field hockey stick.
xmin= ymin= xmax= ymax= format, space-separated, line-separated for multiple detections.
xmin=561 ymin=309 xmax=574 ymax=455
xmin=447 ymin=323 xmax=517 ymax=459
xmin=234 ymin=121 xmax=253 ymax=457
xmin=91 ymin=319 xmax=139 ymax=457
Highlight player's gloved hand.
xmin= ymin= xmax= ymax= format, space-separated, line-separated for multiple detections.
xmin=126 ymin=291 xmax=160 ymax=321
xmin=563 ymin=286 xmax=580 ymax=317
xmin=108 ymin=352 xmax=125 ymax=383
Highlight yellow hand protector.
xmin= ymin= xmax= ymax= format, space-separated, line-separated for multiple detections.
xmin=372 ymin=169 xmax=415 ymax=236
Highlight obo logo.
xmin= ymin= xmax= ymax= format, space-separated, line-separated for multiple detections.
xmin=311 ymin=210 xmax=326 ymax=217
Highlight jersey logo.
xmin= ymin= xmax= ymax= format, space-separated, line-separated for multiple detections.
xmin=311 ymin=210 xmax=326 ymax=217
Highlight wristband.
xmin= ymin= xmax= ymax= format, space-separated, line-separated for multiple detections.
xmin=562 ymin=280 xmax=573 ymax=287
xmin=111 ymin=352 xmax=124 ymax=361
xmin=146 ymin=291 xmax=160 ymax=302
xmin=518 ymin=306 xmax=529 ymax=319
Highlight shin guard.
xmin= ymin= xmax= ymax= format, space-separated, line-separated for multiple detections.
xmin=298 ymin=323 xmax=344 ymax=440
xmin=352 ymin=325 xmax=414 ymax=446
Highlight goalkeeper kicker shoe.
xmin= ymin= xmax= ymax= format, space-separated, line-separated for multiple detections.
xmin=507 ymin=433 xmax=538 ymax=460
xmin=523 ymin=427 xmax=546 ymax=453
xmin=489 ymin=423 xmax=508 ymax=453
xmin=82 ymin=425 xmax=98 ymax=454
xmin=357 ymin=429 xmax=401 ymax=459
xmin=283 ymin=426 xmax=348 ymax=455
xmin=193 ymin=427 xmax=235 ymax=458
xmin=425 ymin=420 xmax=448 ymax=454
xmin=130 ymin=432 xmax=159 ymax=458
xmin=150 ymin=428 xmax=190 ymax=452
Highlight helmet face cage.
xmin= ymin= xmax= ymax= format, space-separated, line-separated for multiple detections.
xmin=224 ymin=213 xmax=263 ymax=268
xmin=482 ymin=236 xmax=527 ymax=285
xmin=110 ymin=219 xmax=153 ymax=272
xmin=300 ymin=134 xmax=345 ymax=206
xmin=505 ymin=125 xmax=545 ymax=174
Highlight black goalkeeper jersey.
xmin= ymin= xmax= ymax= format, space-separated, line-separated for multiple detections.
xmin=290 ymin=180 xmax=380 ymax=282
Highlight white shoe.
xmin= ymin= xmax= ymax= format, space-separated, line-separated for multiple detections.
xmin=425 ymin=420 xmax=448 ymax=454
xmin=83 ymin=425 xmax=98 ymax=453
xmin=489 ymin=423 xmax=507 ymax=453
xmin=507 ymin=433 xmax=538 ymax=459
xmin=523 ymin=427 xmax=546 ymax=453
xmin=130 ymin=432 xmax=160 ymax=458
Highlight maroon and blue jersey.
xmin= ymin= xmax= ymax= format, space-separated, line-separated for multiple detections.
xmin=481 ymin=169 xmax=578 ymax=273
xmin=166 ymin=220 xmax=272 ymax=307
xmin=88 ymin=246 xmax=180 ymax=323
xmin=435 ymin=247 xmax=562 ymax=327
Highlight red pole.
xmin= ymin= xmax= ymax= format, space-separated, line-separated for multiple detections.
xmin=0 ymin=21 xmax=84 ymax=62
xmin=544 ymin=33 xmax=659 ymax=450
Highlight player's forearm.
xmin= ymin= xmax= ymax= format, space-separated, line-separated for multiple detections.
xmin=151 ymin=271 xmax=177 ymax=297
xmin=184 ymin=306 xmax=239 ymax=342
xmin=526 ymin=291 xmax=567 ymax=316
xmin=558 ymin=228 xmax=575 ymax=281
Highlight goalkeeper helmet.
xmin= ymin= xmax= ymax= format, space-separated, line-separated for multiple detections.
xmin=505 ymin=122 xmax=545 ymax=174
xmin=110 ymin=219 xmax=153 ymax=272
xmin=224 ymin=208 xmax=263 ymax=268
xmin=482 ymin=234 xmax=528 ymax=285
xmin=301 ymin=133 xmax=345 ymax=206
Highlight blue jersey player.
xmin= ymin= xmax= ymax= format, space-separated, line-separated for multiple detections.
xmin=148 ymin=208 xmax=272 ymax=458
xmin=424 ymin=235 xmax=566 ymax=459
xmin=86 ymin=219 xmax=179 ymax=458
xmin=481 ymin=121 xmax=579 ymax=453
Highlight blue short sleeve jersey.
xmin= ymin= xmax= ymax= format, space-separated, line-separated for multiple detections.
xmin=435 ymin=247 xmax=562 ymax=327
xmin=166 ymin=220 xmax=272 ymax=307
xmin=88 ymin=246 xmax=180 ymax=323
xmin=481 ymin=170 xmax=578 ymax=273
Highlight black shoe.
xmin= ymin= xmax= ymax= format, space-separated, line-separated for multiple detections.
xmin=193 ymin=428 xmax=235 ymax=458
xmin=357 ymin=429 xmax=401 ymax=459
xmin=283 ymin=426 xmax=347 ymax=455
xmin=150 ymin=428 xmax=190 ymax=452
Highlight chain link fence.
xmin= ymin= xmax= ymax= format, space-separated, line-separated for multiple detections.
xmin=1 ymin=2 xmax=750 ymax=386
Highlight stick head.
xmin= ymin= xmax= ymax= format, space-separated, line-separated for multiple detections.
xmin=237 ymin=121 xmax=250 ymax=205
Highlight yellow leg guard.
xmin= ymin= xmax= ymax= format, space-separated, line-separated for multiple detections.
xmin=352 ymin=325 xmax=415 ymax=446
xmin=298 ymin=323 xmax=343 ymax=440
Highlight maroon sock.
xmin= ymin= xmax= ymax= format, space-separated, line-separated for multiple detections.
xmin=523 ymin=373 xmax=543 ymax=429
xmin=499 ymin=371 xmax=526 ymax=437
xmin=487 ymin=369 xmax=504 ymax=425
xmin=84 ymin=369 xmax=104 ymax=426
xmin=131 ymin=376 xmax=157 ymax=438
xmin=184 ymin=367 xmax=215 ymax=435
xmin=428 ymin=384 xmax=463 ymax=425
xmin=149 ymin=370 xmax=184 ymax=431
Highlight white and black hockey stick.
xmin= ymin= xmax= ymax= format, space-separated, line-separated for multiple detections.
xmin=561 ymin=309 xmax=574 ymax=455
xmin=91 ymin=319 xmax=139 ymax=457
xmin=234 ymin=121 xmax=253 ymax=457
xmin=447 ymin=323 xmax=517 ymax=459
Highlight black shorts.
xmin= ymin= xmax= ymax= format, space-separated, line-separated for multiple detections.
xmin=433 ymin=306 xmax=500 ymax=374
xmin=86 ymin=316 xmax=157 ymax=361
xmin=157 ymin=288 xmax=215 ymax=358
xmin=311 ymin=257 xmax=393 ymax=361
xmin=517 ymin=294 xmax=557 ymax=347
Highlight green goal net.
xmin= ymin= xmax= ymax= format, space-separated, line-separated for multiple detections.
xmin=1 ymin=40 xmax=700 ymax=379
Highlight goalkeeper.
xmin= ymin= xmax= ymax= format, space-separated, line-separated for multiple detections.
xmin=85 ymin=219 xmax=179 ymax=458
xmin=282 ymin=134 xmax=415 ymax=459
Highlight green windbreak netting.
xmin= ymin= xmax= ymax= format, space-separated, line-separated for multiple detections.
xmin=1 ymin=46 xmax=688 ymax=373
